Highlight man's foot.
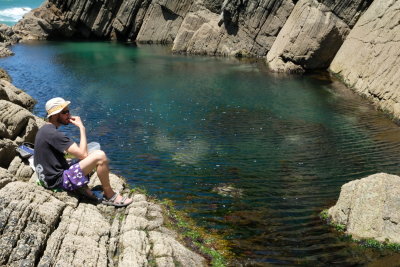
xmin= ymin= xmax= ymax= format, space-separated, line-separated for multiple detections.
xmin=102 ymin=193 xmax=133 ymax=207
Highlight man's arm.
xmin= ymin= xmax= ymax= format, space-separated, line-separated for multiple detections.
xmin=66 ymin=116 xmax=88 ymax=159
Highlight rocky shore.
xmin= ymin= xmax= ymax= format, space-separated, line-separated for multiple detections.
xmin=0 ymin=77 xmax=216 ymax=266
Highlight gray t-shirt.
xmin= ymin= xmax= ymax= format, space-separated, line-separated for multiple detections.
xmin=34 ymin=124 xmax=74 ymax=188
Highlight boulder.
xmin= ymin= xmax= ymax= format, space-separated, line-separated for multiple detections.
xmin=0 ymin=79 xmax=36 ymax=110
xmin=328 ymin=173 xmax=400 ymax=243
xmin=266 ymin=0 xmax=373 ymax=72
xmin=0 ymin=100 xmax=36 ymax=141
xmin=0 ymin=139 xmax=17 ymax=169
xmin=266 ymin=0 xmax=350 ymax=73
xmin=7 ymin=156 xmax=34 ymax=181
xmin=329 ymin=0 xmax=400 ymax=119
xmin=0 ymin=44 xmax=14 ymax=58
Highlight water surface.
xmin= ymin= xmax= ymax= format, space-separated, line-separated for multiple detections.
xmin=2 ymin=41 xmax=400 ymax=265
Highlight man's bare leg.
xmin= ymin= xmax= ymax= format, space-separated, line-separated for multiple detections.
xmin=79 ymin=150 xmax=117 ymax=199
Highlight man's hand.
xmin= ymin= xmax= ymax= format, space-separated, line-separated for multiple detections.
xmin=69 ymin=116 xmax=85 ymax=129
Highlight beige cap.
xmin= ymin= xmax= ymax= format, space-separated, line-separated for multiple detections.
xmin=45 ymin=97 xmax=71 ymax=118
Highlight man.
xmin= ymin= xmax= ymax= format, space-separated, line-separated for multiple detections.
xmin=34 ymin=97 xmax=132 ymax=207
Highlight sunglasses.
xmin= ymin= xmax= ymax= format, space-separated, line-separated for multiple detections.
xmin=60 ymin=110 xmax=70 ymax=115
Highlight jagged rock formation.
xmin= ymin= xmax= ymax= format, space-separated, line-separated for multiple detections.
xmin=11 ymin=0 xmax=373 ymax=60
xmin=0 ymin=77 xmax=41 ymax=170
xmin=11 ymin=0 xmax=378 ymax=66
xmin=172 ymin=0 xmax=296 ymax=57
xmin=0 ymin=178 xmax=206 ymax=266
xmin=328 ymin=173 xmax=400 ymax=243
xmin=266 ymin=0 xmax=373 ymax=73
xmin=329 ymin=0 xmax=400 ymax=119
xmin=0 ymin=24 xmax=18 ymax=57
xmin=0 ymin=75 xmax=208 ymax=266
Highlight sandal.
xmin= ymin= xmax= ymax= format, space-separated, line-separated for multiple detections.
xmin=102 ymin=193 xmax=133 ymax=207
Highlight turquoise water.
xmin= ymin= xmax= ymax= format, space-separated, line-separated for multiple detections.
xmin=0 ymin=0 xmax=42 ymax=25
xmin=2 ymin=41 xmax=400 ymax=265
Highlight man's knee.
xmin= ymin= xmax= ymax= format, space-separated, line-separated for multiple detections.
xmin=92 ymin=150 xmax=108 ymax=164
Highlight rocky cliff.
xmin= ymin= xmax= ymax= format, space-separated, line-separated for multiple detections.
xmin=329 ymin=0 xmax=400 ymax=120
xmin=12 ymin=0 xmax=399 ymax=119
xmin=0 ymin=73 xmax=215 ymax=266
xmin=12 ymin=0 xmax=373 ymax=60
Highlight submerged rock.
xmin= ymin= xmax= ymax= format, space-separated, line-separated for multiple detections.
xmin=328 ymin=173 xmax=400 ymax=243
xmin=213 ymin=183 xmax=243 ymax=198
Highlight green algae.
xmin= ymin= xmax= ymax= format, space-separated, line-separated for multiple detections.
xmin=159 ymin=199 xmax=233 ymax=266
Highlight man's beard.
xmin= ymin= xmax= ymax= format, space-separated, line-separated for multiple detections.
xmin=57 ymin=115 xmax=69 ymax=125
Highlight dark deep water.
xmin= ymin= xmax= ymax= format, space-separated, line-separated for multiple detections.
xmin=2 ymin=41 xmax=400 ymax=265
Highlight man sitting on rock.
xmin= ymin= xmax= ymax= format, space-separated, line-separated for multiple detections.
xmin=34 ymin=97 xmax=132 ymax=207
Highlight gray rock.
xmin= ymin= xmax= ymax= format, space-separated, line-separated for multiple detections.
xmin=329 ymin=0 xmax=400 ymax=119
xmin=320 ymin=0 xmax=373 ymax=27
xmin=0 ymin=182 xmax=66 ymax=266
xmin=0 ymin=80 xmax=36 ymax=111
xmin=8 ymin=156 xmax=34 ymax=181
xmin=13 ymin=2 xmax=76 ymax=41
xmin=110 ymin=0 xmax=152 ymax=40
xmin=173 ymin=0 xmax=296 ymax=57
xmin=149 ymin=231 xmax=206 ymax=266
xmin=0 ymin=167 xmax=15 ymax=189
xmin=136 ymin=0 xmax=194 ymax=44
xmin=0 ymin=44 xmax=14 ymax=58
xmin=0 ymin=139 xmax=17 ymax=169
xmin=328 ymin=173 xmax=400 ymax=243
xmin=38 ymin=204 xmax=110 ymax=267
xmin=0 ymin=100 xmax=36 ymax=141
xmin=172 ymin=7 xmax=221 ymax=54
xmin=203 ymin=0 xmax=223 ymax=13
xmin=266 ymin=0 xmax=350 ymax=73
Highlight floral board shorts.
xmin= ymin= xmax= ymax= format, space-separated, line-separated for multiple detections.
xmin=60 ymin=163 xmax=89 ymax=191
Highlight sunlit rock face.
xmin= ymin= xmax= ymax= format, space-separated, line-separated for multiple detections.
xmin=329 ymin=0 xmax=400 ymax=119
xmin=266 ymin=0 xmax=372 ymax=73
